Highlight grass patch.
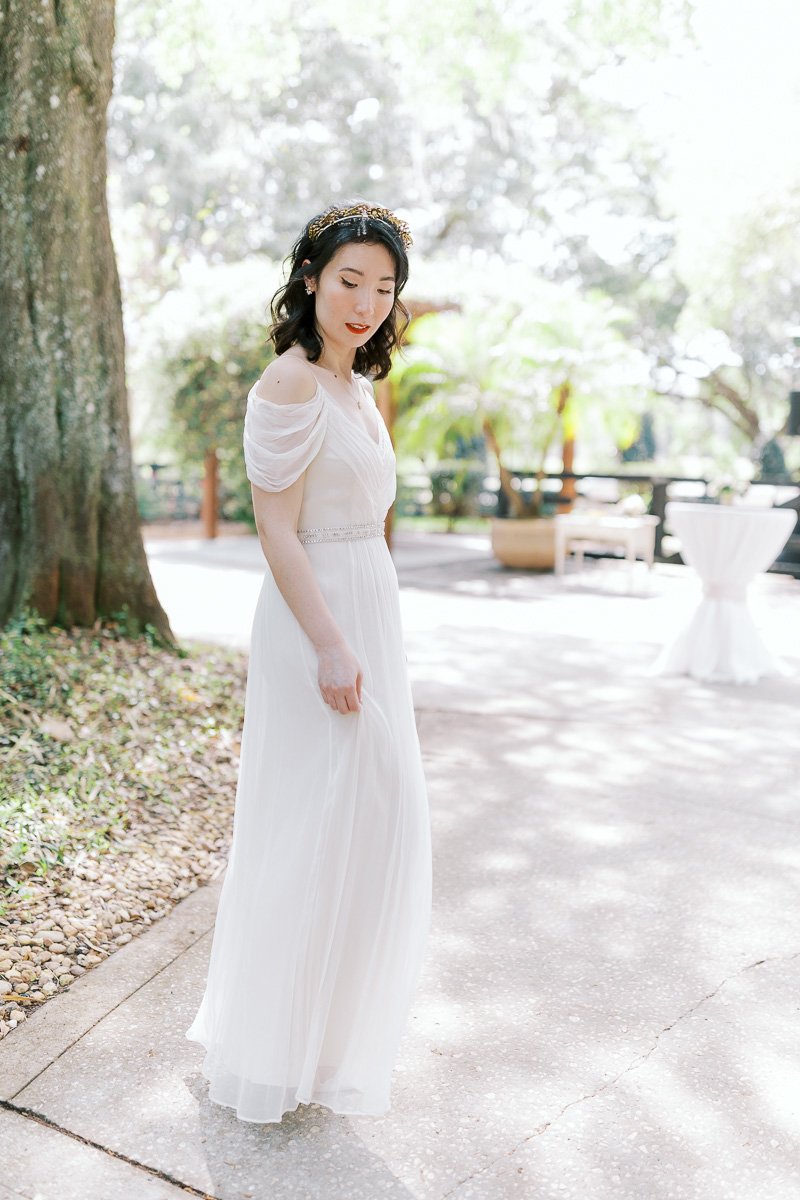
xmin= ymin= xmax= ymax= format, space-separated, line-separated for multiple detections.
xmin=394 ymin=515 xmax=491 ymax=534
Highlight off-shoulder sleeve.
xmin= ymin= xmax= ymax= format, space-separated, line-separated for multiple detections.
xmin=243 ymin=382 xmax=327 ymax=492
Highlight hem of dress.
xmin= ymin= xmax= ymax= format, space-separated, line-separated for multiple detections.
xmin=185 ymin=1029 xmax=391 ymax=1123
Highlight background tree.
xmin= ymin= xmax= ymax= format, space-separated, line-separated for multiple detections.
xmin=126 ymin=257 xmax=279 ymax=514
xmin=108 ymin=0 xmax=702 ymax=486
xmin=104 ymin=0 xmax=798 ymax=491
xmin=657 ymin=197 xmax=800 ymax=456
xmin=162 ymin=321 xmax=271 ymax=525
xmin=392 ymin=278 xmax=652 ymax=516
xmin=0 ymin=0 xmax=173 ymax=639
xmin=108 ymin=0 xmax=687 ymax=304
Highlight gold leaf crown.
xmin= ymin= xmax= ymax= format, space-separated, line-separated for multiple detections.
xmin=307 ymin=203 xmax=413 ymax=249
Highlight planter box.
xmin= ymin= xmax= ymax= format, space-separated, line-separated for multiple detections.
xmin=490 ymin=517 xmax=556 ymax=569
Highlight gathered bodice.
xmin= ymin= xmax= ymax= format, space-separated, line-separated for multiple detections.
xmin=243 ymin=374 xmax=397 ymax=531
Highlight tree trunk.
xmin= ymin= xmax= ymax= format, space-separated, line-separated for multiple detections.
xmin=0 ymin=0 xmax=174 ymax=642
xmin=557 ymin=436 xmax=576 ymax=513
xmin=481 ymin=417 xmax=529 ymax=517
xmin=201 ymin=449 xmax=218 ymax=540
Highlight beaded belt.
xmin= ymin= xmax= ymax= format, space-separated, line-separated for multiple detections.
xmin=296 ymin=520 xmax=385 ymax=545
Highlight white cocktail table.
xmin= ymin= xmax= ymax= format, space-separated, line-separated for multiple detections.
xmin=652 ymin=502 xmax=796 ymax=683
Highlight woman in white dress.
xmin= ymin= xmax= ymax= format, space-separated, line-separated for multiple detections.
xmin=185 ymin=201 xmax=432 ymax=1123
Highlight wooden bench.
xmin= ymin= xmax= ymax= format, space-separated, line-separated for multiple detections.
xmin=554 ymin=513 xmax=661 ymax=576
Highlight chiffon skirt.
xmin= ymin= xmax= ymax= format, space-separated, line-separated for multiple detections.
xmin=184 ymin=535 xmax=432 ymax=1122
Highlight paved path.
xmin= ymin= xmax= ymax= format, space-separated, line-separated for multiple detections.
xmin=2 ymin=532 xmax=799 ymax=1199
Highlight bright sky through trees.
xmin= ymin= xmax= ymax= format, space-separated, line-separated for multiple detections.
xmin=110 ymin=0 xmax=800 ymax=469
xmin=606 ymin=0 xmax=800 ymax=264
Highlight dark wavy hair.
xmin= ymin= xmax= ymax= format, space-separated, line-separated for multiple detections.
xmin=267 ymin=202 xmax=412 ymax=380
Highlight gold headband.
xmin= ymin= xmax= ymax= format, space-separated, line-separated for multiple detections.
xmin=307 ymin=203 xmax=413 ymax=248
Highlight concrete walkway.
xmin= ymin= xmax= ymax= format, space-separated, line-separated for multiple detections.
xmin=2 ymin=531 xmax=799 ymax=1199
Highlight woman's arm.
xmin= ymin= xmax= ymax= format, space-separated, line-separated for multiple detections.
xmin=250 ymin=360 xmax=363 ymax=715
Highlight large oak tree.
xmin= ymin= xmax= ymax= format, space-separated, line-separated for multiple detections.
xmin=0 ymin=0 xmax=173 ymax=640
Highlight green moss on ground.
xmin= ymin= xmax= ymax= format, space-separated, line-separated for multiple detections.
xmin=0 ymin=611 xmax=246 ymax=917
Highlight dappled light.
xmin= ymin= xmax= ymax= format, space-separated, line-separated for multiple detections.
xmin=2 ymin=0 xmax=799 ymax=1195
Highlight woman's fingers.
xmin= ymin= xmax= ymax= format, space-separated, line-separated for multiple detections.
xmin=319 ymin=688 xmax=349 ymax=713
xmin=316 ymin=644 xmax=363 ymax=713
xmin=323 ymin=687 xmax=360 ymax=714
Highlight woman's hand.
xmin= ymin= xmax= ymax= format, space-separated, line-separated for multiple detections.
xmin=317 ymin=640 xmax=363 ymax=714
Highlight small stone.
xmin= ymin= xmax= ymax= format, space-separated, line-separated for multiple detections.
xmin=57 ymin=974 xmax=73 ymax=986
xmin=35 ymin=931 xmax=61 ymax=945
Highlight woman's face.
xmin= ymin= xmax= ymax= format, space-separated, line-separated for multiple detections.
xmin=304 ymin=240 xmax=397 ymax=352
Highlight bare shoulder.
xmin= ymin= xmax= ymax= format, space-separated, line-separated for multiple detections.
xmin=255 ymin=352 xmax=319 ymax=406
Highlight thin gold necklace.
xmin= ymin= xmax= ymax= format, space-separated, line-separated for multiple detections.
xmin=315 ymin=359 xmax=361 ymax=408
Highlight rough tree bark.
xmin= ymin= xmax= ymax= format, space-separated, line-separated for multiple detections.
xmin=0 ymin=0 xmax=174 ymax=641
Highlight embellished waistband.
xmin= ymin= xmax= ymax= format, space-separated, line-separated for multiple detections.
xmin=296 ymin=520 xmax=385 ymax=545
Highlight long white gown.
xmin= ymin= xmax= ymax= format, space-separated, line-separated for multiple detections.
xmin=184 ymin=365 xmax=432 ymax=1123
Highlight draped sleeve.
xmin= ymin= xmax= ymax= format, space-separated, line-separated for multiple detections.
xmin=243 ymin=381 xmax=328 ymax=492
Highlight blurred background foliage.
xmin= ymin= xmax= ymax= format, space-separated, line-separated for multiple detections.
xmin=391 ymin=280 xmax=651 ymax=469
xmin=112 ymin=0 xmax=800 ymax=507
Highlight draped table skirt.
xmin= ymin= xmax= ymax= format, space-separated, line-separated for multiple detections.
xmin=651 ymin=502 xmax=796 ymax=684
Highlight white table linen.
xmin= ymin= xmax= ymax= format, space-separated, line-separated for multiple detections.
xmin=652 ymin=502 xmax=796 ymax=683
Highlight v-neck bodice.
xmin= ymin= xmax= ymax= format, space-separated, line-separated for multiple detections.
xmin=308 ymin=372 xmax=382 ymax=450
xmin=243 ymin=370 xmax=397 ymax=533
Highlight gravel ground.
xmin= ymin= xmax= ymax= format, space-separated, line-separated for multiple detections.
xmin=0 ymin=806 xmax=234 ymax=1037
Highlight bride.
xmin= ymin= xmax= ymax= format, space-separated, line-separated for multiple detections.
xmin=185 ymin=201 xmax=433 ymax=1123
